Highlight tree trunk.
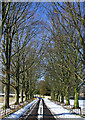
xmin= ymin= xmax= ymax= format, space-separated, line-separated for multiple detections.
xmin=51 ymin=89 xmax=55 ymax=100
xmin=58 ymin=94 xmax=60 ymax=102
xmin=21 ymin=88 xmax=23 ymax=103
xmin=15 ymin=87 xmax=19 ymax=104
xmin=65 ymin=86 xmax=70 ymax=105
xmin=20 ymin=55 xmax=25 ymax=102
xmin=4 ymin=54 xmax=10 ymax=108
xmin=61 ymin=93 xmax=64 ymax=103
xmin=25 ymin=83 xmax=29 ymax=101
xmin=15 ymin=55 xmax=19 ymax=104
xmin=55 ymin=92 xmax=58 ymax=101
xmin=4 ymin=44 xmax=10 ymax=108
xmin=15 ymin=75 xmax=19 ymax=104
xmin=74 ymin=87 xmax=79 ymax=108
xmin=4 ymin=82 xmax=10 ymax=108
xmin=28 ymin=92 xmax=31 ymax=100
xmin=25 ymin=90 xmax=27 ymax=101
xmin=28 ymin=78 xmax=31 ymax=100
xmin=15 ymin=72 xmax=19 ymax=104
xmin=4 ymin=28 xmax=10 ymax=108
xmin=21 ymin=79 xmax=24 ymax=103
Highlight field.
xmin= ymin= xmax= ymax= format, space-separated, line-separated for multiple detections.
xmin=0 ymin=96 xmax=26 ymax=108
xmin=0 ymin=96 xmax=15 ymax=108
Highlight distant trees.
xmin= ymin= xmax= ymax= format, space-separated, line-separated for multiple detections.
xmin=36 ymin=80 xmax=51 ymax=96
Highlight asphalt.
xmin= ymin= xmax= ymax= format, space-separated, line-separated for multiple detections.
xmin=20 ymin=99 xmax=56 ymax=120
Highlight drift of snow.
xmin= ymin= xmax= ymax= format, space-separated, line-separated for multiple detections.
xmin=44 ymin=98 xmax=83 ymax=118
xmin=7 ymin=99 xmax=38 ymax=118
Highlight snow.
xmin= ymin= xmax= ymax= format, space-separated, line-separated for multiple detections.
xmin=7 ymin=99 xmax=38 ymax=118
xmin=69 ymin=99 xmax=85 ymax=115
xmin=44 ymin=98 xmax=83 ymax=118
xmin=38 ymin=99 xmax=43 ymax=119
xmin=64 ymin=99 xmax=85 ymax=109
xmin=69 ymin=99 xmax=85 ymax=109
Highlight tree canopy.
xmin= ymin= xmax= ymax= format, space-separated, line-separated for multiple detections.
xmin=0 ymin=2 xmax=85 ymax=109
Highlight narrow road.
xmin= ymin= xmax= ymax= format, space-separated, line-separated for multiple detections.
xmin=20 ymin=99 xmax=56 ymax=120
xmin=21 ymin=99 xmax=40 ymax=120
xmin=26 ymin=99 xmax=40 ymax=120
xmin=43 ymin=99 xmax=56 ymax=120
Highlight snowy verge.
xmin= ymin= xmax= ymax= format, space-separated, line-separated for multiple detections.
xmin=44 ymin=98 xmax=84 ymax=119
xmin=7 ymin=99 xmax=38 ymax=118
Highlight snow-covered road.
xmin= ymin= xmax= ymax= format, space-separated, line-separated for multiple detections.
xmin=7 ymin=99 xmax=38 ymax=118
xmin=44 ymin=98 xmax=84 ymax=119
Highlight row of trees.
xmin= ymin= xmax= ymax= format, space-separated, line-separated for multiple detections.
xmin=1 ymin=2 xmax=44 ymax=108
xmin=37 ymin=2 xmax=85 ymax=109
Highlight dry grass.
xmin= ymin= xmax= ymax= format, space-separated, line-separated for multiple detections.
xmin=0 ymin=97 xmax=4 ymax=103
xmin=0 ymin=97 xmax=15 ymax=103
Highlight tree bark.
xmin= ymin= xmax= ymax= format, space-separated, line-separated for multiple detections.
xmin=15 ymin=51 xmax=20 ymax=104
xmin=25 ymin=91 xmax=28 ymax=101
xmin=4 ymin=27 xmax=10 ymax=108
xmin=4 ymin=81 xmax=10 ymax=108
xmin=61 ymin=93 xmax=64 ymax=103
xmin=58 ymin=94 xmax=60 ymax=102
xmin=21 ymin=87 xmax=23 ymax=103
xmin=28 ymin=77 xmax=31 ymax=100
xmin=15 ymin=87 xmax=19 ymax=104
xmin=65 ymin=86 xmax=70 ymax=105
xmin=15 ymin=71 xmax=19 ymax=104
xmin=55 ymin=92 xmax=58 ymax=101
xmin=74 ymin=87 xmax=79 ymax=108
xmin=51 ymin=89 xmax=55 ymax=100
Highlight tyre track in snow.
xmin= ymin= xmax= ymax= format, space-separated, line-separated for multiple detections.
xmin=24 ymin=99 xmax=56 ymax=120
xmin=21 ymin=99 xmax=40 ymax=120
xmin=43 ymin=99 xmax=56 ymax=120
xmin=20 ymin=99 xmax=56 ymax=120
